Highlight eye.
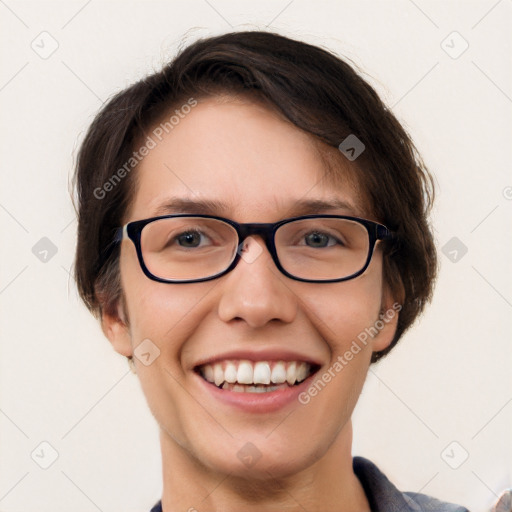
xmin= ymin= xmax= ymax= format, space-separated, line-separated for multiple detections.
xmin=303 ymin=231 xmax=341 ymax=248
xmin=173 ymin=229 xmax=210 ymax=248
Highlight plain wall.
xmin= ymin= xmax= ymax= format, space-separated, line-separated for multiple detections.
xmin=0 ymin=1 xmax=511 ymax=511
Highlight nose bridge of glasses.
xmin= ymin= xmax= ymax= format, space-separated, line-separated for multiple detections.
xmin=236 ymin=223 xmax=275 ymax=251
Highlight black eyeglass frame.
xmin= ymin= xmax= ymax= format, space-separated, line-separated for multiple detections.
xmin=113 ymin=214 xmax=395 ymax=284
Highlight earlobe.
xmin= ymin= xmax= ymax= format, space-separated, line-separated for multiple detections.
xmin=100 ymin=303 xmax=133 ymax=357
xmin=371 ymin=293 xmax=401 ymax=353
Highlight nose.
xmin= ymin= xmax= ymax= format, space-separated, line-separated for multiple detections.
xmin=217 ymin=235 xmax=298 ymax=328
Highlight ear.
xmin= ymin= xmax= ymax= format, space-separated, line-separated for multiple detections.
xmin=371 ymin=287 xmax=402 ymax=353
xmin=100 ymin=301 xmax=133 ymax=358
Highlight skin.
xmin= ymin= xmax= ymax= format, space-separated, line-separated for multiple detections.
xmin=102 ymin=96 xmax=399 ymax=511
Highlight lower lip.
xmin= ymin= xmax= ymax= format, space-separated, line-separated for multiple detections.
xmin=193 ymin=371 xmax=317 ymax=413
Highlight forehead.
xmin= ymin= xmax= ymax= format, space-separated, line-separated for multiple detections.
xmin=127 ymin=97 xmax=366 ymax=221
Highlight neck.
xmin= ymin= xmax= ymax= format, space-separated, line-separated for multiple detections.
xmin=159 ymin=420 xmax=370 ymax=512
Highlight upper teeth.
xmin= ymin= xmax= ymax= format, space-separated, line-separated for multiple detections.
xmin=199 ymin=360 xmax=312 ymax=387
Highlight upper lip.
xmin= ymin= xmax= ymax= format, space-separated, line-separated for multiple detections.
xmin=192 ymin=348 xmax=324 ymax=369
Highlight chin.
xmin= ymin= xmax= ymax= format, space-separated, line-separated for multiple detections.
xmin=195 ymin=435 xmax=321 ymax=481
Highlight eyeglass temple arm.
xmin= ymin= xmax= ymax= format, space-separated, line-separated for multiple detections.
xmin=113 ymin=225 xmax=128 ymax=243
xmin=96 ymin=225 xmax=127 ymax=272
xmin=377 ymin=224 xmax=395 ymax=240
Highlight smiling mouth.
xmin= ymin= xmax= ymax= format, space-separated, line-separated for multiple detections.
xmin=195 ymin=360 xmax=320 ymax=393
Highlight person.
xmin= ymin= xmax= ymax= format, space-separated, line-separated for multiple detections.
xmin=73 ymin=30 xmax=470 ymax=511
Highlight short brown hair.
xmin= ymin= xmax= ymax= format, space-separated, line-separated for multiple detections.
xmin=73 ymin=30 xmax=437 ymax=363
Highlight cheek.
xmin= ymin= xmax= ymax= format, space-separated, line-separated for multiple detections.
xmin=119 ymin=245 xmax=218 ymax=358
xmin=120 ymin=243 xmax=183 ymax=329
xmin=303 ymin=269 xmax=383 ymax=357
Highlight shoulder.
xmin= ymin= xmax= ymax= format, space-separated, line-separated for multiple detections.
xmin=149 ymin=501 xmax=162 ymax=512
xmin=353 ymin=456 xmax=470 ymax=512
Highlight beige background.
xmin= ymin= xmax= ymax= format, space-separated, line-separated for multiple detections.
xmin=0 ymin=1 xmax=511 ymax=511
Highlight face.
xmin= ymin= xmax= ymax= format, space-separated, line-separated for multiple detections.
xmin=104 ymin=96 xmax=398 ymax=480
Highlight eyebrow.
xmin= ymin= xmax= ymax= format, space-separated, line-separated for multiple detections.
xmin=152 ymin=197 xmax=359 ymax=217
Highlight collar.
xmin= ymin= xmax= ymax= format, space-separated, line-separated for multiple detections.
xmin=353 ymin=456 xmax=469 ymax=511
xmin=354 ymin=456 xmax=417 ymax=510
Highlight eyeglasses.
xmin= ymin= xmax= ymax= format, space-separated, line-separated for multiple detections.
xmin=113 ymin=214 xmax=395 ymax=284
